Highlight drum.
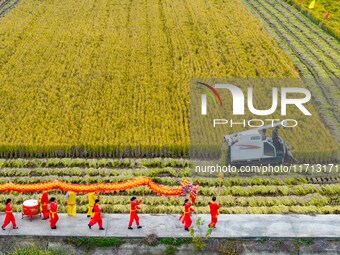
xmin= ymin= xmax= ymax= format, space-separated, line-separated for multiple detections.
xmin=22 ymin=199 xmax=40 ymax=220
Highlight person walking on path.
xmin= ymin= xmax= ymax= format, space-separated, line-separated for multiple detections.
xmin=208 ymin=196 xmax=220 ymax=228
xmin=49 ymin=197 xmax=59 ymax=229
xmin=2 ymin=198 xmax=18 ymax=230
xmin=88 ymin=199 xmax=105 ymax=230
xmin=66 ymin=191 xmax=77 ymax=216
xmin=40 ymin=191 xmax=49 ymax=220
xmin=182 ymin=199 xmax=194 ymax=231
xmin=128 ymin=196 xmax=143 ymax=230
xmin=87 ymin=192 xmax=97 ymax=218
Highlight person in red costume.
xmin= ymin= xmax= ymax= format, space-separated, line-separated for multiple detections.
xmin=49 ymin=197 xmax=59 ymax=229
xmin=41 ymin=191 xmax=49 ymax=220
xmin=2 ymin=198 xmax=18 ymax=230
xmin=88 ymin=199 xmax=105 ymax=230
xmin=208 ymin=196 xmax=220 ymax=228
xmin=182 ymin=198 xmax=194 ymax=231
xmin=128 ymin=196 xmax=143 ymax=230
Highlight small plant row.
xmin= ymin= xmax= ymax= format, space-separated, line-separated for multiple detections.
xmin=306 ymin=176 xmax=339 ymax=184
xmin=328 ymin=196 xmax=340 ymax=206
xmin=197 ymin=177 xmax=309 ymax=187
xmin=0 ymin=158 xmax=337 ymax=177
xmin=1 ymin=182 xmax=339 ymax=197
xmin=2 ymin=166 xmax=339 ymax=185
xmin=0 ymin=176 xmax=186 ymax=186
xmin=0 ymin=176 xmax=324 ymax=190
xmin=0 ymin=158 xmax=190 ymax=169
xmin=0 ymin=193 xmax=332 ymax=208
xmin=0 ymin=169 xmax=318 ymax=186
xmin=194 ymin=165 xmax=340 ymax=177
xmin=199 ymin=184 xmax=340 ymax=197
xmin=0 ymin=167 xmax=186 ymax=178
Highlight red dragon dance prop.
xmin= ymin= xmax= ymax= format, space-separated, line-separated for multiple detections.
xmin=181 ymin=178 xmax=199 ymax=203
xmin=0 ymin=177 xmax=199 ymax=198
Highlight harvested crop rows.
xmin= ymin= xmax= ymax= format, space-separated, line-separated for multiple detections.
xmin=284 ymin=0 xmax=340 ymax=40
xmin=244 ymin=0 xmax=340 ymax=144
xmin=0 ymin=158 xmax=339 ymax=214
xmin=0 ymin=0 xmax=338 ymax=160
xmin=0 ymin=0 xmax=20 ymax=17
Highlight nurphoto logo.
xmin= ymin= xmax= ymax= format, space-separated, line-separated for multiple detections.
xmin=197 ymin=81 xmax=312 ymax=128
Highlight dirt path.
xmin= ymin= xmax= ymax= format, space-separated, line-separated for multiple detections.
xmin=244 ymin=0 xmax=340 ymax=143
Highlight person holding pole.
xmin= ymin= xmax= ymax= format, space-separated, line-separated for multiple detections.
xmin=208 ymin=196 xmax=220 ymax=228
xmin=66 ymin=191 xmax=77 ymax=216
xmin=182 ymin=198 xmax=194 ymax=231
xmin=40 ymin=191 xmax=49 ymax=220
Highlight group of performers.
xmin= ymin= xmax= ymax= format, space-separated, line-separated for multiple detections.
xmin=179 ymin=196 xmax=220 ymax=230
xmin=2 ymin=192 xmax=220 ymax=231
xmin=88 ymin=195 xmax=144 ymax=230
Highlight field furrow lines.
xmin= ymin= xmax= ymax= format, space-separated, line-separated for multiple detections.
xmin=276 ymin=0 xmax=340 ymax=58
xmin=244 ymin=0 xmax=340 ymax=143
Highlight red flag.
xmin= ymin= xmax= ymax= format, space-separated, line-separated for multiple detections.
xmin=325 ymin=11 xmax=329 ymax=19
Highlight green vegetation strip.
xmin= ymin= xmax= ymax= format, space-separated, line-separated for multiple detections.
xmin=66 ymin=237 xmax=124 ymax=251
xmin=0 ymin=158 xmax=190 ymax=169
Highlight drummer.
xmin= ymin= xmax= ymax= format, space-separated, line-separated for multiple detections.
xmin=2 ymin=198 xmax=18 ymax=230
xmin=49 ymin=197 xmax=59 ymax=229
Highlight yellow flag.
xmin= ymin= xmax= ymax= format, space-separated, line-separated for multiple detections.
xmin=309 ymin=0 xmax=315 ymax=9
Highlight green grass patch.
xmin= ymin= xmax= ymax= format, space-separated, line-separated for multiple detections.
xmin=65 ymin=237 xmax=124 ymax=251
xmin=159 ymin=237 xmax=192 ymax=247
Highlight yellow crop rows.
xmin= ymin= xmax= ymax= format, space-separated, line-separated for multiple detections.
xmin=0 ymin=0 xmax=337 ymax=159
xmin=284 ymin=0 xmax=340 ymax=40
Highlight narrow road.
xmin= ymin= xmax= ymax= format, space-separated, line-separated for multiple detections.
xmin=0 ymin=213 xmax=339 ymax=238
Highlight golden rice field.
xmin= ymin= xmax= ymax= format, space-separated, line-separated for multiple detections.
xmin=0 ymin=0 xmax=338 ymax=160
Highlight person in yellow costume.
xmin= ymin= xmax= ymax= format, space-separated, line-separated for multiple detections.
xmin=87 ymin=192 xmax=97 ymax=218
xmin=66 ymin=191 xmax=77 ymax=216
